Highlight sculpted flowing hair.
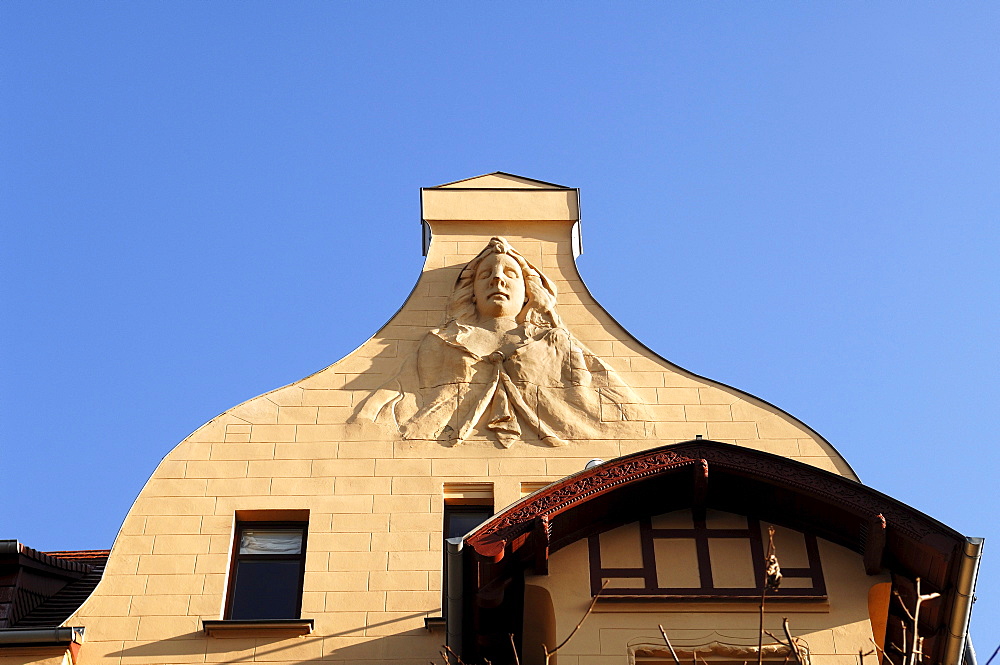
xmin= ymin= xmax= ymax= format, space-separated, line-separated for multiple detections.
xmin=445 ymin=237 xmax=562 ymax=332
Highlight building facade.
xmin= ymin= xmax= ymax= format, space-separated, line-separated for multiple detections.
xmin=0 ymin=173 xmax=982 ymax=665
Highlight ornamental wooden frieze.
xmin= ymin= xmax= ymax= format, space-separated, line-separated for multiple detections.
xmin=468 ymin=450 xmax=701 ymax=558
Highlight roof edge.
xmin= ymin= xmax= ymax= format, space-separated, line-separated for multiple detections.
xmin=430 ymin=171 xmax=571 ymax=189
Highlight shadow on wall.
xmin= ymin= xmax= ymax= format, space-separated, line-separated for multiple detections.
xmin=110 ymin=611 xmax=446 ymax=663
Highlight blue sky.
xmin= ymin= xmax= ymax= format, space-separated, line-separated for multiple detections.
xmin=2 ymin=2 xmax=997 ymax=647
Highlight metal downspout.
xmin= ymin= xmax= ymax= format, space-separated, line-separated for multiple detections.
xmin=944 ymin=537 xmax=984 ymax=665
xmin=0 ymin=627 xmax=84 ymax=645
xmin=445 ymin=537 xmax=465 ymax=658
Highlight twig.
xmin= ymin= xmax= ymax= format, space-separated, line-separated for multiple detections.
xmin=765 ymin=629 xmax=797 ymax=663
xmin=764 ymin=620 xmax=809 ymax=665
xmin=758 ymin=525 xmax=778 ymax=665
xmin=442 ymin=644 xmax=464 ymax=665
xmin=891 ymin=576 xmax=942 ymax=665
xmin=985 ymin=643 xmax=1000 ymax=665
xmin=900 ymin=621 xmax=908 ymax=665
xmin=509 ymin=633 xmax=520 ymax=665
xmin=757 ymin=582 xmax=768 ymax=665
xmin=782 ymin=618 xmax=803 ymax=665
xmin=893 ymin=589 xmax=916 ymax=623
xmin=550 ymin=582 xmax=602 ymax=653
xmin=544 ymin=580 xmax=607 ymax=663
xmin=658 ymin=624 xmax=682 ymax=665
xmin=911 ymin=578 xmax=939 ymax=665
xmin=764 ymin=630 xmax=782 ymax=641
xmin=869 ymin=637 xmax=887 ymax=662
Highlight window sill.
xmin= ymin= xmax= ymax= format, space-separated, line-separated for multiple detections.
xmin=424 ymin=616 xmax=446 ymax=630
xmin=202 ymin=619 xmax=314 ymax=639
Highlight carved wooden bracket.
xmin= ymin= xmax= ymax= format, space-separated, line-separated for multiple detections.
xmin=863 ymin=513 xmax=887 ymax=575
xmin=532 ymin=515 xmax=550 ymax=575
xmin=692 ymin=458 xmax=709 ymax=522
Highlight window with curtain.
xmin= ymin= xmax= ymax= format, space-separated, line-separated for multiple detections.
xmin=226 ymin=522 xmax=308 ymax=620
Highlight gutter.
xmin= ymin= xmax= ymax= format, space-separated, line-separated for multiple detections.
xmin=0 ymin=627 xmax=85 ymax=647
xmin=445 ymin=536 xmax=465 ymax=657
xmin=944 ymin=537 xmax=985 ymax=665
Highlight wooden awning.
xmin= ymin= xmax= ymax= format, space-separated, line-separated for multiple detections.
xmin=456 ymin=440 xmax=976 ymax=665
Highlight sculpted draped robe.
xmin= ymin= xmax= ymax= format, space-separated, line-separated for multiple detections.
xmin=354 ymin=321 xmax=647 ymax=446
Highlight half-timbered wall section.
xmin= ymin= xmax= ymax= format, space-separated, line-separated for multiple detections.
xmin=589 ymin=510 xmax=826 ymax=600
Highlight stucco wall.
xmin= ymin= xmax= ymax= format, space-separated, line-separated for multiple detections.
xmin=0 ymin=650 xmax=73 ymax=665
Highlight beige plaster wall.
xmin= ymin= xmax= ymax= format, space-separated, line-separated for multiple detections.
xmin=528 ymin=511 xmax=890 ymax=665
xmin=0 ymin=650 xmax=73 ymax=665
xmin=63 ymin=180 xmax=858 ymax=665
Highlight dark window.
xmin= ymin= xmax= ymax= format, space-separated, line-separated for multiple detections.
xmin=226 ymin=522 xmax=307 ymax=620
xmin=443 ymin=502 xmax=493 ymax=606
xmin=445 ymin=504 xmax=495 ymax=541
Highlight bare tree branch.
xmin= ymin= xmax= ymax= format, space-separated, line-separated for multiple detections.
xmin=764 ymin=630 xmax=783 ymax=642
xmin=543 ymin=581 xmax=607 ymax=663
xmin=869 ymin=637 xmax=887 ymax=662
xmin=984 ymin=643 xmax=1000 ymax=665
xmin=758 ymin=582 xmax=768 ymax=665
xmin=782 ymin=618 xmax=803 ymax=665
xmin=893 ymin=590 xmax=916 ymax=623
xmin=759 ymin=525 xmax=780 ymax=665
xmin=764 ymin=629 xmax=800 ymax=663
xmin=658 ymin=624 xmax=683 ymax=665
xmin=442 ymin=644 xmax=465 ymax=665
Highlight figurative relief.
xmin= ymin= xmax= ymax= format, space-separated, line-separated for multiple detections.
xmin=352 ymin=237 xmax=646 ymax=447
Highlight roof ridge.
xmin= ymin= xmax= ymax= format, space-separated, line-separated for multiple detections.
xmin=432 ymin=172 xmax=570 ymax=189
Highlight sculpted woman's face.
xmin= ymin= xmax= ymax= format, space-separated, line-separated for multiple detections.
xmin=473 ymin=252 xmax=526 ymax=319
